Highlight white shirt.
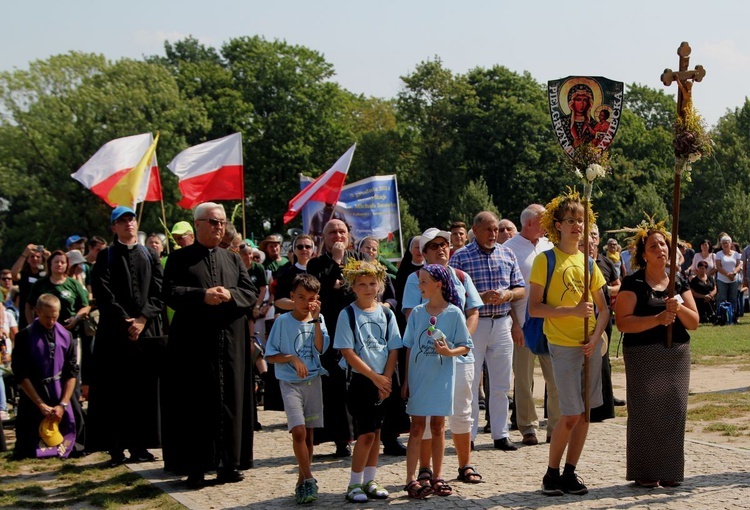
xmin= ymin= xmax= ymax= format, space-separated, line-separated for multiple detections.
xmin=503 ymin=233 xmax=553 ymax=327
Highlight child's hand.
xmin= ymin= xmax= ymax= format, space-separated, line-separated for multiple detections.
xmin=434 ymin=338 xmax=450 ymax=355
xmin=372 ymin=373 xmax=391 ymax=393
xmin=309 ymin=298 xmax=322 ymax=319
xmin=290 ymin=356 xmax=309 ymax=379
xmin=401 ymin=381 xmax=409 ymax=400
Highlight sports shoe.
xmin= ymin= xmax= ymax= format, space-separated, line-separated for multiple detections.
xmin=300 ymin=479 xmax=318 ymax=503
xmin=346 ymin=484 xmax=368 ymax=502
xmin=561 ymin=471 xmax=588 ymax=495
xmin=364 ymin=480 xmax=389 ymax=499
xmin=295 ymin=483 xmax=306 ymax=504
xmin=541 ymin=473 xmax=563 ymax=496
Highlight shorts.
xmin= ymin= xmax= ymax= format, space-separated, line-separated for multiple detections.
xmin=280 ymin=376 xmax=324 ymax=431
xmin=548 ymin=342 xmax=603 ymax=416
xmin=346 ymin=372 xmax=386 ymax=437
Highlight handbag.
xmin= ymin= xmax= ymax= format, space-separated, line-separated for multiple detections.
xmin=522 ymin=250 xmax=555 ymax=355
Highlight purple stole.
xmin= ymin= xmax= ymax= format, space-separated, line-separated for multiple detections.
xmin=29 ymin=320 xmax=76 ymax=458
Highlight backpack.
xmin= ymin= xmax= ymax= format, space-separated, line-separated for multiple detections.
xmin=715 ymin=301 xmax=734 ymax=326
xmin=341 ymin=304 xmax=393 ymax=381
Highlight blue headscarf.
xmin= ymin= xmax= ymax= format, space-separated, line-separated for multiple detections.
xmin=421 ymin=264 xmax=461 ymax=308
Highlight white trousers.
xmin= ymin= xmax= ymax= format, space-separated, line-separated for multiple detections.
xmin=471 ymin=316 xmax=513 ymax=440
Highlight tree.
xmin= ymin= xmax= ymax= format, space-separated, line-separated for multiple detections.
xmin=448 ymin=176 xmax=499 ymax=225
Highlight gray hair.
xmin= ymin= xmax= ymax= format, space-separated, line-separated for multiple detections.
xmin=473 ymin=211 xmax=499 ymax=227
xmin=193 ymin=202 xmax=225 ymax=221
xmin=519 ymin=204 xmax=545 ymax=226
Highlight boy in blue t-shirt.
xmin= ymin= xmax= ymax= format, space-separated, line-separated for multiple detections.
xmin=335 ymin=260 xmax=402 ymax=502
xmin=265 ymin=274 xmax=330 ymax=504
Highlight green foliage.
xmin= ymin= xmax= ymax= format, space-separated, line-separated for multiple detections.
xmin=449 ymin=176 xmax=499 ymax=224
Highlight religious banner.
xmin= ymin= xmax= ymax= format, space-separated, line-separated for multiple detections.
xmin=300 ymin=174 xmax=403 ymax=259
xmin=547 ymin=76 xmax=624 ymax=158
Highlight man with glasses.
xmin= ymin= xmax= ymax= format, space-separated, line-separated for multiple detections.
xmin=498 ymin=219 xmax=518 ymax=245
xmin=450 ymin=211 xmax=525 ymax=451
xmin=171 ymin=221 xmax=195 ymax=248
xmin=162 ymin=202 xmax=258 ymax=488
xmin=87 ymin=206 xmax=165 ymax=467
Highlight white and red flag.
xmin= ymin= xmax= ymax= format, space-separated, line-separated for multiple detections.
xmin=71 ymin=133 xmax=162 ymax=207
xmin=283 ymin=144 xmax=356 ymax=224
xmin=167 ymin=132 xmax=244 ymax=209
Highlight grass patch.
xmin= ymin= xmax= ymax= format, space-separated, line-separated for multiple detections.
xmin=610 ymin=322 xmax=750 ymax=365
xmin=0 ymin=451 xmax=184 ymax=509
xmin=687 ymin=403 xmax=750 ymax=421
xmin=704 ymin=423 xmax=749 ymax=436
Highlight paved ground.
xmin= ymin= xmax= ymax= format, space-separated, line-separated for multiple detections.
xmin=130 ymin=408 xmax=750 ymax=510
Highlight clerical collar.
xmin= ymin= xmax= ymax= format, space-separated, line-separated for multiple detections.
xmin=295 ymin=262 xmax=307 ymax=270
xmin=117 ymin=239 xmax=139 ymax=250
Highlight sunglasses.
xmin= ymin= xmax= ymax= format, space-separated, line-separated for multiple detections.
xmin=698 ymin=264 xmax=708 ymax=268
xmin=427 ymin=241 xmax=449 ymax=250
xmin=252 ymin=255 xmax=261 ymax=260
xmin=296 ymin=244 xmax=313 ymax=250
xmin=198 ymin=218 xmax=226 ymax=227
xmin=1 ymin=277 xmax=11 ymax=281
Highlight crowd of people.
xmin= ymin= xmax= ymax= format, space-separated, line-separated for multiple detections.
xmin=0 ymin=193 xmax=735 ymax=501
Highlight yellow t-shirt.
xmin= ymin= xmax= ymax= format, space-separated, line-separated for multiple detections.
xmin=529 ymin=247 xmax=606 ymax=347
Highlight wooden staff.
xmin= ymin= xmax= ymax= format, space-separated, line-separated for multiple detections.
xmin=660 ymin=42 xmax=706 ymax=347
xmin=582 ymin=183 xmax=592 ymax=422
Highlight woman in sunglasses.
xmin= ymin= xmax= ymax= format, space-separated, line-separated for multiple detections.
xmin=274 ymin=235 xmax=316 ymax=314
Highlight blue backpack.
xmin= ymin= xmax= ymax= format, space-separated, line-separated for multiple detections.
xmin=716 ymin=301 xmax=734 ymax=326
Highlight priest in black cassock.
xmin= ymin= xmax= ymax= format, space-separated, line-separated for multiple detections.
xmin=162 ymin=202 xmax=257 ymax=489
xmin=87 ymin=206 xmax=165 ymax=466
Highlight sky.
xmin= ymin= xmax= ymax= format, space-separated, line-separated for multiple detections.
xmin=4 ymin=0 xmax=749 ymax=127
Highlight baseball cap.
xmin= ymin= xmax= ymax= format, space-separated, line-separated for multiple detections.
xmin=110 ymin=206 xmax=136 ymax=225
xmin=65 ymin=235 xmax=85 ymax=248
xmin=171 ymin=221 xmax=194 ymax=236
xmin=419 ymin=228 xmax=452 ymax=253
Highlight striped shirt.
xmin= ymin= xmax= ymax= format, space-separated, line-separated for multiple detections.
xmin=449 ymin=240 xmax=525 ymax=317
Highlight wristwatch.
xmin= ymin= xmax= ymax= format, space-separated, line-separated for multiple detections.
xmin=60 ymin=402 xmax=69 ymax=410
xmin=308 ymin=318 xmax=323 ymax=324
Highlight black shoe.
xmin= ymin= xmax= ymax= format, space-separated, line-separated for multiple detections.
xmin=334 ymin=442 xmax=352 ymax=458
xmin=541 ymin=473 xmax=563 ymax=496
xmin=478 ymin=397 xmax=486 ymax=410
xmin=217 ymin=469 xmax=244 ymax=484
xmin=493 ymin=438 xmax=518 ymax=451
xmin=382 ymin=439 xmax=407 ymax=456
xmin=106 ymin=454 xmax=127 ymax=468
xmin=128 ymin=450 xmax=157 ymax=463
xmin=560 ymin=471 xmax=588 ymax=495
xmin=186 ymin=473 xmax=205 ymax=489
xmin=613 ymin=397 xmax=626 ymax=406
xmin=471 ymin=441 xmax=476 ymax=451
xmin=483 ymin=422 xmax=491 ymax=433
xmin=254 ymin=421 xmax=263 ymax=431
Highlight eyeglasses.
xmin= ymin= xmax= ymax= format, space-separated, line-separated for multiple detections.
xmin=559 ymin=218 xmax=584 ymax=226
xmin=198 ymin=218 xmax=226 ymax=227
xmin=0 ymin=277 xmax=11 ymax=281
xmin=427 ymin=241 xmax=449 ymax=251
xmin=296 ymin=244 xmax=313 ymax=250
xmin=252 ymin=255 xmax=261 ymax=261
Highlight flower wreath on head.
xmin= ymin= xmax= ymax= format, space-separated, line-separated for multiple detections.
xmin=540 ymin=187 xmax=597 ymax=246
xmin=608 ymin=214 xmax=671 ymax=272
xmin=341 ymin=258 xmax=388 ymax=287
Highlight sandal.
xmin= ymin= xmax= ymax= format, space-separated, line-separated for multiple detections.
xmin=635 ymin=479 xmax=659 ymax=488
xmin=417 ymin=467 xmax=433 ymax=486
xmin=405 ymin=480 xmax=432 ymax=499
xmin=431 ymin=477 xmax=453 ymax=497
xmin=457 ymin=465 xmax=483 ymax=483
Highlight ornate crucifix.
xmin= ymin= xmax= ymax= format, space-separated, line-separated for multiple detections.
xmin=660 ymin=42 xmax=706 ymax=347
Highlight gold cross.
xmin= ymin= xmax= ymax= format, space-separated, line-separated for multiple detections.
xmin=660 ymin=42 xmax=706 ymax=121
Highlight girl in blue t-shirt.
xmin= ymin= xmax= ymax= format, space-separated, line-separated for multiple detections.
xmin=402 ymin=264 xmax=472 ymax=499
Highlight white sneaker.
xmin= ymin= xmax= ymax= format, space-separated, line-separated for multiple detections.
xmin=345 ymin=484 xmax=368 ymax=503
xmin=364 ymin=480 xmax=389 ymax=499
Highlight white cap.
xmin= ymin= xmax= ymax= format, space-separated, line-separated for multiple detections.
xmin=419 ymin=228 xmax=452 ymax=253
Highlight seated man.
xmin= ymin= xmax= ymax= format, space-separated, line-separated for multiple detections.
xmin=12 ymin=294 xmax=84 ymax=458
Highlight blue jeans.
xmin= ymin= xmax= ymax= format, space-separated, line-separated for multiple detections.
xmin=717 ymin=280 xmax=740 ymax=321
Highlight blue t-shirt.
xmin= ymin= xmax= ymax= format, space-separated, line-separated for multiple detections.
xmin=402 ymin=304 xmax=472 ymax=416
xmin=334 ymin=303 xmax=402 ymax=374
xmin=401 ymin=266 xmax=481 ymax=364
xmin=265 ymin=312 xmax=330 ymax=382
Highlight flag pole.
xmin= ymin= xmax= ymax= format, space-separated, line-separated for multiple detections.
xmin=137 ymin=200 xmax=145 ymax=228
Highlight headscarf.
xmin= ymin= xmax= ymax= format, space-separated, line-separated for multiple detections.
xmin=421 ymin=264 xmax=461 ymax=308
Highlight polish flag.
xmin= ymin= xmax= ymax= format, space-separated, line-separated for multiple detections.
xmin=167 ymin=132 xmax=244 ymax=209
xmin=71 ymin=133 xmax=162 ymax=207
xmin=283 ymin=144 xmax=356 ymax=224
